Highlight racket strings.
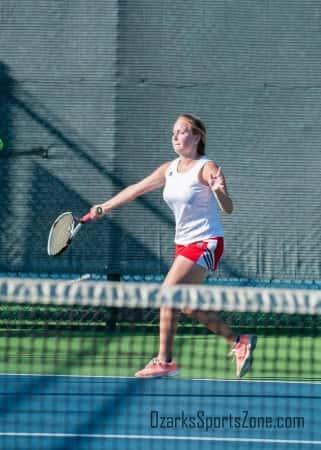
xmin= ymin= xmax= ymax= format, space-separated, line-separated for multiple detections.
xmin=48 ymin=214 xmax=74 ymax=255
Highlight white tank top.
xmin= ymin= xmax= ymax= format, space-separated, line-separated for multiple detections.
xmin=163 ymin=156 xmax=224 ymax=245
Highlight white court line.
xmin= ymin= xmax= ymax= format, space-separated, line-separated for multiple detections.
xmin=0 ymin=373 xmax=321 ymax=385
xmin=0 ymin=432 xmax=320 ymax=445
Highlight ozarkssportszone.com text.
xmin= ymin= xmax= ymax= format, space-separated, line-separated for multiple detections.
xmin=150 ymin=410 xmax=304 ymax=431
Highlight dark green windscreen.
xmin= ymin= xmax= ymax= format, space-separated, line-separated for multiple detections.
xmin=1 ymin=1 xmax=320 ymax=279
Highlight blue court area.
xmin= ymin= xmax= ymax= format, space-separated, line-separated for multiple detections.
xmin=0 ymin=374 xmax=320 ymax=450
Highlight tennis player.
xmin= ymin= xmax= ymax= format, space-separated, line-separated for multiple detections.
xmin=90 ymin=114 xmax=257 ymax=378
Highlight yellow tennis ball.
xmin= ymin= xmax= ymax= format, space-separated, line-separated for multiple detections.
xmin=0 ymin=139 xmax=4 ymax=151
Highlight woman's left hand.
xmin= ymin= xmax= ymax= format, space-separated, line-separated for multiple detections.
xmin=209 ymin=166 xmax=225 ymax=192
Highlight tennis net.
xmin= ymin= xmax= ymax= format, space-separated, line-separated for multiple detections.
xmin=0 ymin=276 xmax=320 ymax=449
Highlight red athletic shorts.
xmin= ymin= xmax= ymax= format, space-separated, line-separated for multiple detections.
xmin=175 ymin=237 xmax=224 ymax=272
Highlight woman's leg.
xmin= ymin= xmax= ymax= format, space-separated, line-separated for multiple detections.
xmin=159 ymin=255 xmax=236 ymax=362
xmin=135 ymin=256 xmax=206 ymax=377
xmin=158 ymin=255 xmax=207 ymax=361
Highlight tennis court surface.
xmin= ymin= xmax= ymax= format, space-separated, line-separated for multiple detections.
xmin=0 ymin=276 xmax=320 ymax=449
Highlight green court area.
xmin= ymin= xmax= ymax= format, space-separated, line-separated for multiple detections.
xmin=0 ymin=332 xmax=320 ymax=381
xmin=0 ymin=300 xmax=320 ymax=381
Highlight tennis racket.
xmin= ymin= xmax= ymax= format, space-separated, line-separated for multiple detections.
xmin=47 ymin=207 xmax=103 ymax=256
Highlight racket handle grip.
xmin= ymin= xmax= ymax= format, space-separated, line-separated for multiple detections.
xmin=81 ymin=207 xmax=104 ymax=223
xmin=80 ymin=213 xmax=92 ymax=223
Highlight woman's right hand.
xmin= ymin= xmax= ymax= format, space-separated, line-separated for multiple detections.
xmin=90 ymin=204 xmax=105 ymax=220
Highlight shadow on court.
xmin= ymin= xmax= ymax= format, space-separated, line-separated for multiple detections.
xmin=0 ymin=375 xmax=320 ymax=450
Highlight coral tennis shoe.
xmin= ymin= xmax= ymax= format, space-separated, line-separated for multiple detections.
xmin=135 ymin=358 xmax=179 ymax=378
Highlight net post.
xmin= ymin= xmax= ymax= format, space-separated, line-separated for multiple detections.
xmin=106 ymin=273 xmax=120 ymax=331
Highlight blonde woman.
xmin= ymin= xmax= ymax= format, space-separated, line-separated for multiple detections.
xmin=91 ymin=114 xmax=257 ymax=378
